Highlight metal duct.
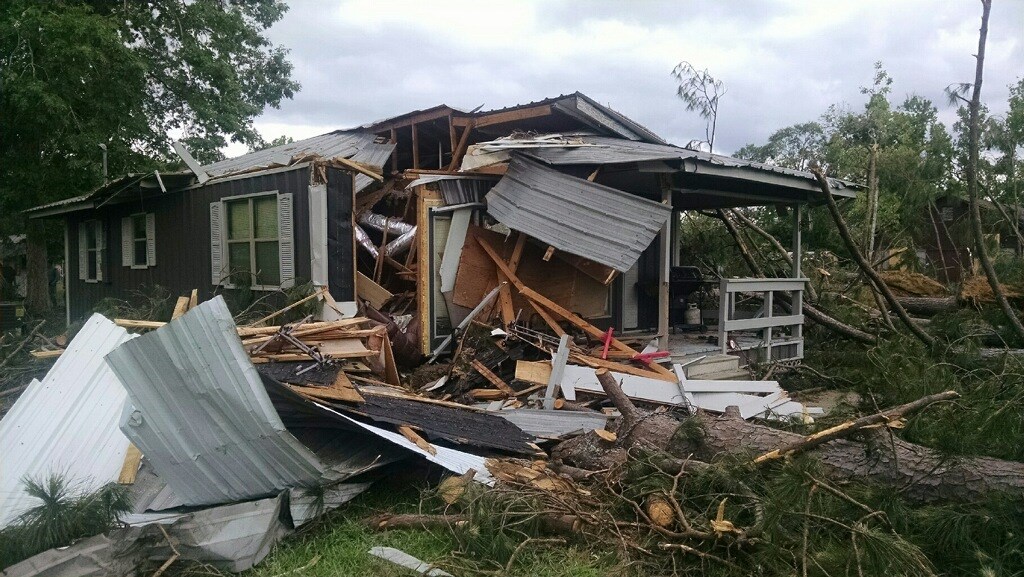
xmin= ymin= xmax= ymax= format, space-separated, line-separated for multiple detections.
xmin=358 ymin=212 xmax=414 ymax=236
xmin=383 ymin=227 xmax=417 ymax=257
xmin=354 ymin=225 xmax=379 ymax=259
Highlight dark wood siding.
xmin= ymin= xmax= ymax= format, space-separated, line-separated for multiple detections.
xmin=325 ymin=166 xmax=355 ymax=302
xmin=66 ymin=166 xmax=318 ymax=320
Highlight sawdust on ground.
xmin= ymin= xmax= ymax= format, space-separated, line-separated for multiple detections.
xmin=959 ymin=275 xmax=1024 ymax=305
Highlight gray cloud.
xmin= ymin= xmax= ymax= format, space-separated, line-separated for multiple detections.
xmin=239 ymin=0 xmax=1023 ymax=157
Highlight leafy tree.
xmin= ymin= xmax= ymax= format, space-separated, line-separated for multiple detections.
xmin=0 ymin=0 xmax=299 ymax=314
xmin=670 ymin=61 xmax=726 ymax=152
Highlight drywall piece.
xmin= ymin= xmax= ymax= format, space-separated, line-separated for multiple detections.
xmin=0 ymin=314 xmax=136 ymax=529
xmin=438 ymin=207 xmax=473 ymax=292
xmin=369 ymin=547 xmax=453 ymax=577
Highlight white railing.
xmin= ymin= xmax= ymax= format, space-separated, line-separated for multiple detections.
xmin=718 ymin=278 xmax=806 ymax=363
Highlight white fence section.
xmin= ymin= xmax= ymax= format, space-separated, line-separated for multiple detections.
xmin=718 ymin=278 xmax=806 ymax=362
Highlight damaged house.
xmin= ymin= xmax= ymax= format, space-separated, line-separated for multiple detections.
xmin=27 ymin=91 xmax=860 ymax=375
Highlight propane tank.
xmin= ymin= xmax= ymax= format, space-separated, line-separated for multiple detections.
xmin=684 ymin=303 xmax=701 ymax=325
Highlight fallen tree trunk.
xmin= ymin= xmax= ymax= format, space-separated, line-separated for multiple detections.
xmin=552 ymin=369 xmax=1024 ymax=504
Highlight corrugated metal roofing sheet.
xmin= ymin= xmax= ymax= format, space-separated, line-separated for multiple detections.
xmin=516 ymin=135 xmax=860 ymax=192
xmin=486 ymin=155 xmax=672 ymax=272
xmin=0 ymin=314 xmax=136 ymax=529
xmin=200 ymin=131 xmax=394 ymax=181
xmin=105 ymin=296 xmax=327 ymax=506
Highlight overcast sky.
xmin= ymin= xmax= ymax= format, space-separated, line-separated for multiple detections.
xmin=230 ymin=0 xmax=1023 ymax=157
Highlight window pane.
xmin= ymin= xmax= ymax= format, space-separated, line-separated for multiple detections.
xmin=228 ymin=242 xmax=251 ymax=274
xmin=227 ymin=200 xmax=251 ymax=240
xmin=254 ymin=241 xmax=280 ymax=286
xmin=87 ymin=251 xmax=97 ymax=279
xmin=253 ymin=196 xmax=278 ymax=239
xmin=134 ymin=240 xmax=147 ymax=266
xmin=133 ymin=214 xmax=146 ymax=240
xmin=85 ymin=222 xmax=97 ymax=250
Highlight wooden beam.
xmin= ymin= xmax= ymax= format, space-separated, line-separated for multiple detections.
xmin=390 ymin=128 xmax=398 ymax=173
xmin=170 ymin=296 xmax=189 ymax=319
xmin=496 ymin=270 xmax=515 ymax=325
xmin=333 ymin=157 xmax=383 ymax=182
xmin=369 ymin=107 xmax=455 ymax=133
xmin=411 ymin=123 xmax=420 ymax=169
xmin=118 ymin=445 xmax=143 ymax=484
xmin=470 ymin=359 xmax=515 ymax=395
xmin=447 ymin=120 xmax=475 ymax=171
xmin=527 ymin=299 xmax=566 ymax=336
xmin=398 ymin=425 xmax=437 ymax=455
xmin=448 ymin=113 xmax=457 ymax=153
xmin=453 ymin=104 xmax=552 ymax=128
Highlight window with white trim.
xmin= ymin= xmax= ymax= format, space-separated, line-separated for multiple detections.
xmin=122 ymin=213 xmax=156 ymax=269
xmin=78 ymin=220 xmax=104 ymax=282
xmin=210 ymin=191 xmax=293 ymax=290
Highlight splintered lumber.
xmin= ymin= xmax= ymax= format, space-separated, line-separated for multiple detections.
xmin=287 ymin=381 xmax=365 ymax=404
xmin=477 ymin=237 xmax=675 ymax=378
xmin=188 ymin=289 xmax=198 ymax=309
xmin=117 ymin=444 xmax=143 ymax=484
xmin=398 ymin=425 xmax=437 ymax=456
xmin=29 ymin=349 xmax=63 ymax=359
xmin=470 ymin=359 xmax=515 ymax=395
xmin=246 ymin=287 xmax=326 ymax=327
xmin=358 ymin=271 xmax=394 ymax=311
xmin=170 ymin=296 xmax=190 ymax=319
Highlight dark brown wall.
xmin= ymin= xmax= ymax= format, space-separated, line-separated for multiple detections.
xmin=65 ymin=166 xmax=324 ymax=321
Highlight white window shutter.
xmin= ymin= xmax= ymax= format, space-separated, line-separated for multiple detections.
xmin=278 ymin=193 xmax=295 ymax=288
xmin=121 ymin=217 xmax=132 ymax=267
xmin=78 ymin=223 xmax=88 ymax=280
xmin=95 ymin=221 xmax=104 ymax=282
xmin=210 ymin=202 xmax=224 ymax=286
xmin=308 ymin=184 xmax=328 ymax=286
xmin=146 ymin=213 xmax=156 ymax=266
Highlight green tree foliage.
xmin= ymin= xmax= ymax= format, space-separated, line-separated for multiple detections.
xmin=0 ymin=0 xmax=299 ymax=311
xmin=734 ymin=64 xmax=958 ymax=261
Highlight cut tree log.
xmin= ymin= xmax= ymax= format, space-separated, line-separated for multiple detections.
xmin=553 ymin=374 xmax=1024 ymax=504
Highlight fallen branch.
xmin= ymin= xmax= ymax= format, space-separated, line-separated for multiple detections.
xmin=752 ymin=390 xmax=959 ymax=464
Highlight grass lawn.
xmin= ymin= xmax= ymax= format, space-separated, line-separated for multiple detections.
xmin=239 ymin=476 xmax=616 ymax=577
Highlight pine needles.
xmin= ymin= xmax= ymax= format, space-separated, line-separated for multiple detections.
xmin=0 ymin=474 xmax=131 ymax=569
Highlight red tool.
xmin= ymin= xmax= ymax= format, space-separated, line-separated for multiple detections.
xmin=601 ymin=327 xmax=614 ymax=360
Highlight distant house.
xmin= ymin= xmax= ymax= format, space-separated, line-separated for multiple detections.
xmin=29 ymin=92 xmax=860 ymax=364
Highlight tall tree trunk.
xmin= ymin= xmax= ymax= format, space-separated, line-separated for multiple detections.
xmin=811 ymin=168 xmax=935 ymax=347
xmin=24 ymin=220 xmax=51 ymax=315
xmin=965 ymin=0 xmax=1024 ymax=342
xmin=865 ymin=144 xmax=880 ymax=263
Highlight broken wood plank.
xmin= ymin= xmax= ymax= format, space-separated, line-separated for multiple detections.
xmin=470 ymin=359 xmax=515 ymax=395
xmin=188 ymin=289 xmax=199 ymax=310
xmin=118 ymin=444 xmax=142 ymax=484
xmin=333 ymin=156 xmax=384 ymax=182
xmin=288 ymin=382 xmax=365 ymax=404
xmin=171 ymin=296 xmax=189 ymax=319
xmin=398 ymin=425 xmax=437 ymax=456
xmin=542 ymin=245 xmax=556 ymax=261
xmin=29 ymin=349 xmax=63 ymax=359
xmin=246 ymin=287 xmax=326 ymax=327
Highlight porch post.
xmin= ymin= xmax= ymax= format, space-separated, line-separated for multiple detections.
xmin=657 ymin=184 xmax=672 ymax=350
xmin=792 ymin=204 xmax=802 ymax=278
